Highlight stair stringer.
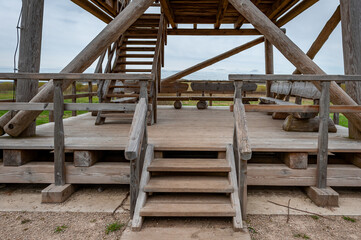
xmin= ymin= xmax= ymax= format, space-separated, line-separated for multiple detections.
xmin=226 ymin=144 xmax=243 ymax=231
xmin=131 ymin=144 xmax=154 ymax=231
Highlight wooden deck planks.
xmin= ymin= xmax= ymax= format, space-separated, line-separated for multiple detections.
xmin=0 ymin=107 xmax=361 ymax=152
xmin=148 ymin=158 xmax=231 ymax=172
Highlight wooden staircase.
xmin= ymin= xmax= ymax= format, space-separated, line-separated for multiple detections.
xmin=96 ymin=13 xmax=164 ymax=125
xmin=131 ymin=145 xmax=243 ymax=231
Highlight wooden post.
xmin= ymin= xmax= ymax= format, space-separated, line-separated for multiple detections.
xmin=88 ymin=81 xmax=93 ymax=103
xmin=53 ymin=80 xmax=65 ymax=186
xmin=228 ymin=0 xmax=361 ymax=134
xmin=16 ymin=0 xmax=44 ymax=136
xmin=2 ymin=0 xmax=154 ymax=137
xmin=71 ymin=81 xmax=77 ymax=116
xmin=317 ymin=81 xmax=330 ymax=189
xmin=340 ymin=0 xmax=361 ymax=139
xmin=265 ymin=39 xmax=274 ymax=97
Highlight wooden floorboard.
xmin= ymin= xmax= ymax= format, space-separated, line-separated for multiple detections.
xmin=0 ymin=106 xmax=360 ymax=152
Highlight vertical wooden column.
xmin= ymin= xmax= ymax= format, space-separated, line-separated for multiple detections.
xmin=71 ymin=81 xmax=77 ymax=116
xmin=265 ymin=39 xmax=274 ymax=97
xmin=317 ymin=81 xmax=330 ymax=189
xmin=16 ymin=0 xmax=44 ymax=136
xmin=88 ymin=81 xmax=93 ymax=103
xmin=340 ymin=0 xmax=361 ymax=139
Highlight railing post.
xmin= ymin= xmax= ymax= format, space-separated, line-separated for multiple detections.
xmin=88 ymin=81 xmax=93 ymax=103
xmin=316 ymin=81 xmax=330 ymax=189
xmin=53 ymin=80 xmax=65 ymax=186
xmin=71 ymin=81 xmax=77 ymax=116
xmin=234 ymin=81 xmax=243 ymax=100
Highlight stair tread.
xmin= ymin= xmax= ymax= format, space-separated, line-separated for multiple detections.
xmin=144 ymin=176 xmax=233 ymax=193
xmin=140 ymin=194 xmax=235 ymax=216
xmin=148 ymin=158 xmax=231 ymax=172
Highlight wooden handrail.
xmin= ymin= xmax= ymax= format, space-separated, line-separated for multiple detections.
xmin=229 ymin=74 xmax=361 ymax=82
xmin=125 ymin=98 xmax=148 ymax=161
xmin=233 ymin=98 xmax=252 ymax=161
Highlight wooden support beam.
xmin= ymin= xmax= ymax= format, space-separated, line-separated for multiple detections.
xmin=293 ymin=6 xmax=341 ymax=74
xmin=215 ymin=0 xmax=229 ymax=29
xmin=74 ymin=150 xmax=103 ymax=167
xmin=167 ymin=29 xmax=262 ymax=35
xmin=317 ymin=81 xmax=330 ymax=189
xmin=340 ymin=0 xmax=361 ymax=139
xmin=160 ymin=0 xmax=177 ymax=29
xmin=162 ymin=37 xmax=264 ymax=84
xmin=266 ymin=0 xmax=293 ymax=20
xmin=41 ymin=184 xmax=75 ymax=203
xmin=281 ymin=152 xmax=308 ymax=169
xmin=71 ymin=0 xmax=113 ymax=24
xmin=53 ymin=80 xmax=65 ymax=186
xmin=265 ymin=39 xmax=274 ymax=97
xmin=233 ymin=98 xmax=252 ymax=161
xmin=305 ymin=186 xmax=339 ymax=207
xmin=16 ymin=0 xmax=44 ymax=137
xmin=229 ymin=0 xmax=361 ymax=133
xmin=3 ymin=149 xmax=38 ymax=166
xmin=1 ymin=0 xmax=154 ymax=137
xmin=276 ymin=0 xmax=319 ymax=27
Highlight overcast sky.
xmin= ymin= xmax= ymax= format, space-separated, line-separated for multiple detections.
xmin=0 ymin=0 xmax=343 ymax=79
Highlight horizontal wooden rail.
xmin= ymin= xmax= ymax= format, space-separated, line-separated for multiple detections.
xmin=244 ymin=105 xmax=361 ymax=113
xmin=0 ymin=72 xmax=153 ymax=81
xmin=0 ymin=102 xmax=153 ymax=112
xmin=63 ymin=92 xmax=97 ymax=100
xmin=229 ymin=74 xmax=361 ymax=82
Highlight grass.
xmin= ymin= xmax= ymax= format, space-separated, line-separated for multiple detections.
xmin=54 ymin=225 xmax=68 ymax=233
xmin=342 ymin=216 xmax=356 ymax=222
xmin=105 ymin=222 xmax=124 ymax=234
xmin=294 ymin=233 xmax=310 ymax=239
xmin=310 ymin=215 xmax=319 ymax=220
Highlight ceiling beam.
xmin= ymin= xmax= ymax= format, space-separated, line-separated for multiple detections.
xmin=266 ymin=0 xmax=294 ymax=20
xmin=276 ymin=0 xmax=319 ymax=27
xmin=234 ymin=0 xmax=257 ymax=29
xmin=215 ymin=0 xmax=229 ymax=29
xmin=160 ymin=0 xmax=177 ymax=29
xmin=71 ymin=0 xmax=113 ymax=24
xmin=167 ymin=28 xmax=263 ymax=35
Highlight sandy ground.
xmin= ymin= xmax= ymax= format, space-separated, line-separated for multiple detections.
xmin=0 ymin=184 xmax=361 ymax=240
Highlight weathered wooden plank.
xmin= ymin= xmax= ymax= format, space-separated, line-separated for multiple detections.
xmin=226 ymin=144 xmax=243 ymax=230
xmin=305 ymin=186 xmax=339 ymax=207
xmin=3 ymin=149 xmax=38 ymax=166
xmin=281 ymin=152 xmax=308 ymax=169
xmin=41 ymin=183 xmax=75 ymax=203
xmin=167 ymin=29 xmax=262 ymax=35
xmin=132 ymin=144 xmax=154 ymax=231
xmin=265 ymin=39 xmax=274 ymax=97
xmin=282 ymin=115 xmax=337 ymax=133
xmin=245 ymin=104 xmax=361 ymax=113
xmin=229 ymin=74 xmax=361 ymax=82
xmin=148 ymin=158 xmax=231 ymax=172
xmin=71 ymin=0 xmax=113 ymax=24
xmin=74 ymin=150 xmax=102 ymax=167
xmin=190 ymin=82 xmax=257 ymax=93
xmin=233 ymin=99 xmax=252 ymax=160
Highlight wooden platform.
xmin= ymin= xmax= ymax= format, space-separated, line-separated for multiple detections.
xmin=1 ymin=106 xmax=361 ymax=153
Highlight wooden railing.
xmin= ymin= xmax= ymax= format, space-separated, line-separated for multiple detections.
xmin=230 ymin=74 xmax=361 ymax=194
xmin=0 ymin=72 xmax=152 ymax=189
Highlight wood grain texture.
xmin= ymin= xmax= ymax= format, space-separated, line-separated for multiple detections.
xmin=148 ymin=158 xmax=230 ymax=172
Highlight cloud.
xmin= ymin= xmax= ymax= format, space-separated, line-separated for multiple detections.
xmin=0 ymin=0 xmax=344 ymax=77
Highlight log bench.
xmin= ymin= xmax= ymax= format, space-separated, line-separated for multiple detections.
xmin=259 ymin=81 xmax=337 ymax=132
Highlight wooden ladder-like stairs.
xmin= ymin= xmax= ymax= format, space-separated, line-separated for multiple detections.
xmin=96 ymin=13 xmax=161 ymax=124
xmin=132 ymin=145 xmax=243 ymax=231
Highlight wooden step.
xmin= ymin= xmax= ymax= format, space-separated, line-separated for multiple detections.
xmin=117 ymin=61 xmax=153 ymax=65
xmin=148 ymin=158 xmax=231 ymax=172
xmin=144 ymin=176 xmax=233 ymax=193
xmin=106 ymin=93 xmax=139 ymax=98
xmin=140 ymin=194 xmax=235 ymax=217
xmin=117 ymin=69 xmax=152 ymax=73
xmin=119 ymin=47 xmax=156 ymax=51
xmin=139 ymin=14 xmax=161 ymax=20
xmin=125 ymin=34 xmax=158 ymax=39
xmin=118 ymin=54 xmax=154 ymax=58
xmin=125 ymin=41 xmax=157 ymax=45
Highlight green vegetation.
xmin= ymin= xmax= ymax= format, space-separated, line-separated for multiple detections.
xmin=105 ymin=222 xmax=124 ymax=234
xmin=54 ymin=225 xmax=68 ymax=233
xmin=21 ymin=219 xmax=31 ymax=224
xmin=248 ymin=226 xmax=257 ymax=234
xmin=310 ymin=215 xmax=319 ymax=220
xmin=294 ymin=233 xmax=310 ymax=239
xmin=342 ymin=216 xmax=356 ymax=222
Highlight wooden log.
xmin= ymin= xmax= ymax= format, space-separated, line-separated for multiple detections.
xmin=340 ymin=0 xmax=361 ymax=139
xmin=53 ymin=80 xmax=65 ymax=186
xmin=174 ymin=100 xmax=182 ymax=109
xmin=162 ymin=37 xmax=264 ymax=84
xmin=282 ymin=115 xmax=337 ymax=133
xmin=196 ymin=101 xmax=208 ymax=110
xmin=74 ymin=151 xmax=102 ymax=167
xmin=305 ymin=186 xmax=339 ymax=207
xmin=272 ymin=112 xmax=289 ymax=120
xmin=265 ymin=39 xmax=274 ymax=97
xmin=2 ymin=0 xmax=154 ymax=137
xmin=167 ymin=29 xmax=263 ymax=35
xmin=228 ymin=0 xmax=361 ymax=133
xmin=276 ymin=0 xmax=319 ymax=27
xmin=3 ymin=149 xmax=38 ymax=166
xmin=16 ymin=0 xmax=44 ymax=137
xmin=293 ymin=6 xmax=341 ymax=74
xmin=190 ymin=82 xmax=257 ymax=94
xmin=281 ymin=153 xmax=308 ymax=169
xmin=71 ymin=0 xmax=113 ymax=24
xmin=316 ymin=81 xmax=330 ymax=189
xmin=41 ymin=184 xmax=75 ymax=203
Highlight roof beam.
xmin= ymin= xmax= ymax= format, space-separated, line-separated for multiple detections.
xmin=160 ymin=0 xmax=177 ymax=29
xmin=215 ymin=0 xmax=229 ymax=29
xmin=266 ymin=0 xmax=293 ymax=20
xmin=276 ymin=0 xmax=319 ymax=27
xmin=234 ymin=0 xmax=257 ymax=29
xmin=167 ymin=28 xmax=263 ymax=35
xmin=71 ymin=0 xmax=113 ymax=24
